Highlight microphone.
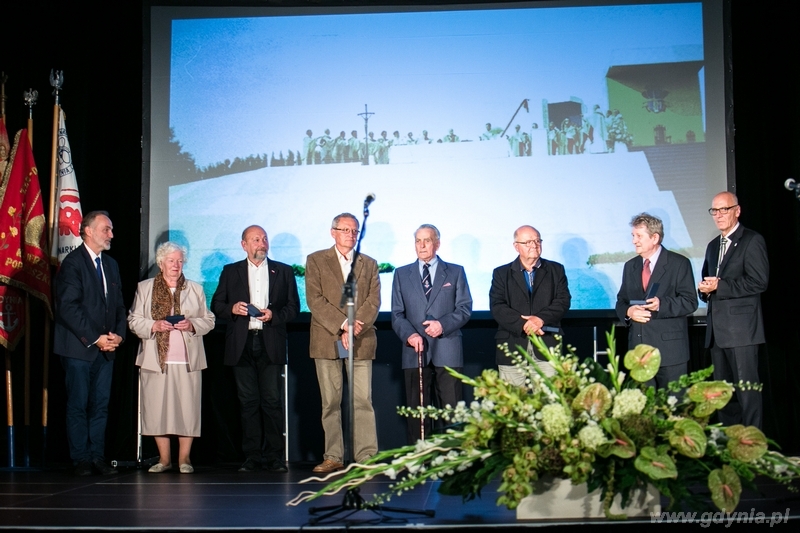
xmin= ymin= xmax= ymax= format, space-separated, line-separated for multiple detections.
xmin=364 ymin=193 xmax=376 ymax=207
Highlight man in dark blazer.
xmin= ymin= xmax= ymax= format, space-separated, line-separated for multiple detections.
xmin=212 ymin=225 xmax=299 ymax=472
xmin=616 ymin=213 xmax=698 ymax=388
xmin=490 ymin=226 xmax=571 ymax=386
xmin=699 ymin=192 xmax=768 ymax=428
xmin=305 ymin=213 xmax=381 ymax=473
xmin=54 ymin=211 xmax=126 ymax=476
xmin=391 ymin=224 xmax=472 ymax=443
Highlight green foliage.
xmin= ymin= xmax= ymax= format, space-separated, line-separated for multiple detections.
xmin=438 ymin=450 xmax=509 ymax=503
xmin=725 ymin=425 xmax=768 ymax=462
xmin=635 ymin=446 xmax=678 ymax=479
xmin=688 ymin=382 xmax=734 ymax=417
xmin=587 ymin=246 xmax=706 ymax=266
xmin=289 ymin=332 xmax=800 ymax=517
xmin=378 ymin=263 xmax=395 ymax=273
xmin=624 ymin=344 xmax=661 ymax=382
xmin=572 ymin=383 xmax=612 ymax=417
xmin=598 ymin=419 xmax=636 ymax=459
xmin=709 ymin=465 xmax=741 ymax=512
xmin=668 ymin=419 xmax=707 ymax=458
xmin=290 ymin=263 xmax=391 ymax=277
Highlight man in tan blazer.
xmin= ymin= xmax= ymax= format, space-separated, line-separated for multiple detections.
xmin=305 ymin=213 xmax=381 ymax=473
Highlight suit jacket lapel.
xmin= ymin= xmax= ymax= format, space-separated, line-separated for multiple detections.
xmin=649 ymin=248 xmax=667 ymax=289
xmin=353 ymin=253 xmax=364 ymax=284
xmin=511 ymin=257 xmax=530 ymax=297
xmin=530 ymin=261 xmax=546 ymax=300
xmin=98 ymin=253 xmax=108 ymax=302
xmin=267 ymin=258 xmax=278 ymax=300
xmin=427 ymin=260 xmax=447 ymax=308
xmin=719 ymin=225 xmax=744 ymax=275
xmin=236 ymin=260 xmax=249 ymax=294
xmin=326 ymin=246 xmax=344 ymax=282
xmin=80 ymin=246 xmax=102 ymax=296
xmin=406 ymin=262 xmax=427 ymax=300
xmin=632 ymin=256 xmax=646 ymax=298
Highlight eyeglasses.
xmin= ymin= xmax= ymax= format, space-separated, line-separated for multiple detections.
xmin=515 ymin=239 xmax=543 ymax=247
xmin=708 ymin=205 xmax=738 ymax=216
xmin=333 ymin=228 xmax=360 ymax=236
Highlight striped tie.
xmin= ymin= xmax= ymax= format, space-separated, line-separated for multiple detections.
xmin=422 ymin=263 xmax=432 ymax=300
xmin=715 ymin=237 xmax=728 ymax=277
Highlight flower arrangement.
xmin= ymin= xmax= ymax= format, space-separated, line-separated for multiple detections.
xmin=288 ymin=330 xmax=800 ymax=518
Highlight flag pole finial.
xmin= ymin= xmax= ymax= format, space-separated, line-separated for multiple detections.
xmin=50 ymin=70 xmax=64 ymax=106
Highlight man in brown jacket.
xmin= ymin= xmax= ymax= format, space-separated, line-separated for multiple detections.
xmin=305 ymin=213 xmax=381 ymax=473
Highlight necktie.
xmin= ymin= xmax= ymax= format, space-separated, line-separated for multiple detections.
xmin=95 ymin=257 xmax=103 ymax=281
xmin=422 ymin=263 xmax=432 ymax=300
xmin=642 ymin=258 xmax=651 ymax=291
xmin=715 ymin=237 xmax=728 ymax=277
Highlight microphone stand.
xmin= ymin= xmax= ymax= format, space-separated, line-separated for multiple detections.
xmin=309 ymin=195 xmax=435 ymax=524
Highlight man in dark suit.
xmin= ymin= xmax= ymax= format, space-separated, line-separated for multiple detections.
xmin=616 ymin=213 xmax=698 ymax=388
xmin=391 ymin=224 xmax=472 ymax=443
xmin=699 ymin=192 xmax=768 ymax=428
xmin=490 ymin=226 xmax=571 ymax=386
xmin=212 ymin=225 xmax=299 ymax=472
xmin=305 ymin=213 xmax=381 ymax=473
xmin=54 ymin=211 xmax=126 ymax=476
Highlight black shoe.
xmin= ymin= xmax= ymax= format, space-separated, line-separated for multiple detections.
xmin=92 ymin=459 xmax=118 ymax=475
xmin=265 ymin=459 xmax=288 ymax=473
xmin=238 ymin=458 xmax=260 ymax=472
xmin=74 ymin=461 xmax=92 ymax=476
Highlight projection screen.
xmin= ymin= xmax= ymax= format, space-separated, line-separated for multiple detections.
xmin=145 ymin=0 xmax=730 ymax=314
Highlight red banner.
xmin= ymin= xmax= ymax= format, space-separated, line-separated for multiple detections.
xmin=0 ymin=129 xmax=52 ymax=315
xmin=0 ymin=283 xmax=25 ymax=350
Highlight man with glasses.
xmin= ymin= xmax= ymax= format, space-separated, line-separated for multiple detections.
xmin=391 ymin=224 xmax=472 ymax=443
xmin=699 ymin=192 xmax=769 ymax=428
xmin=490 ymin=225 xmax=571 ymax=386
xmin=305 ymin=213 xmax=380 ymax=473
xmin=616 ymin=213 xmax=698 ymax=389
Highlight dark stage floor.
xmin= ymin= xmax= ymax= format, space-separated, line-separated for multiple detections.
xmin=1 ymin=462 xmax=798 ymax=530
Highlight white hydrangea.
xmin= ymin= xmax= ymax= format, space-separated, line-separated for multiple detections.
xmin=611 ymin=388 xmax=647 ymax=418
xmin=541 ymin=404 xmax=572 ymax=437
xmin=578 ymin=424 xmax=607 ymax=451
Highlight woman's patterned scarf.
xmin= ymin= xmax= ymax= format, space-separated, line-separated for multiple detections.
xmin=151 ymin=273 xmax=185 ymax=372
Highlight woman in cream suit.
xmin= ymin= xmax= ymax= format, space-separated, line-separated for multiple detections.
xmin=128 ymin=242 xmax=215 ymax=473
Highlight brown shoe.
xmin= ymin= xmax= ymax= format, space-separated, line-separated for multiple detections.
xmin=312 ymin=459 xmax=344 ymax=473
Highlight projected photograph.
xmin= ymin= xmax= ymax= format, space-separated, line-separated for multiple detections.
xmin=150 ymin=2 xmax=721 ymax=312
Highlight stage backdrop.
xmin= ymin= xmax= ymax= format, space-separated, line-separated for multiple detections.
xmin=145 ymin=0 xmax=730 ymax=313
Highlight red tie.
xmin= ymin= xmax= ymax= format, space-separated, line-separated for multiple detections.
xmin=642 ymin=258 xmax=651 ymax=291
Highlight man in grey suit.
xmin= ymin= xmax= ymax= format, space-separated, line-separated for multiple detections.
xmin=490 ymin=226 xmax=570 ymax=386
xmin=699 ymin=192 xmax=769 ymax=428
xmin=305 ymin=213 xmax=381 ymax=472
xmin=54 ymin=211 xmax=126 ymax=476
xmin=391 ymin=224 xmax=472 ymax=443
xmin=616 ymin=213 xmax=698 ymax=388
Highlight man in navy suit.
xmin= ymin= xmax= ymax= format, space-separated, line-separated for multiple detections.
xmin=391 ymin=224 xmax=472 ymax=443
xmin=616 ymin=213 xmax=698 ymax=389
xmin=698 ymin=192 xmax=769 ymax=428
xmin=54 ymin=211 xmax=127 ymax=476
xmin=490 ymin=226 xmax=571 ymax=386
xmin=212 ymin=225 xmax=299 ymax=472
